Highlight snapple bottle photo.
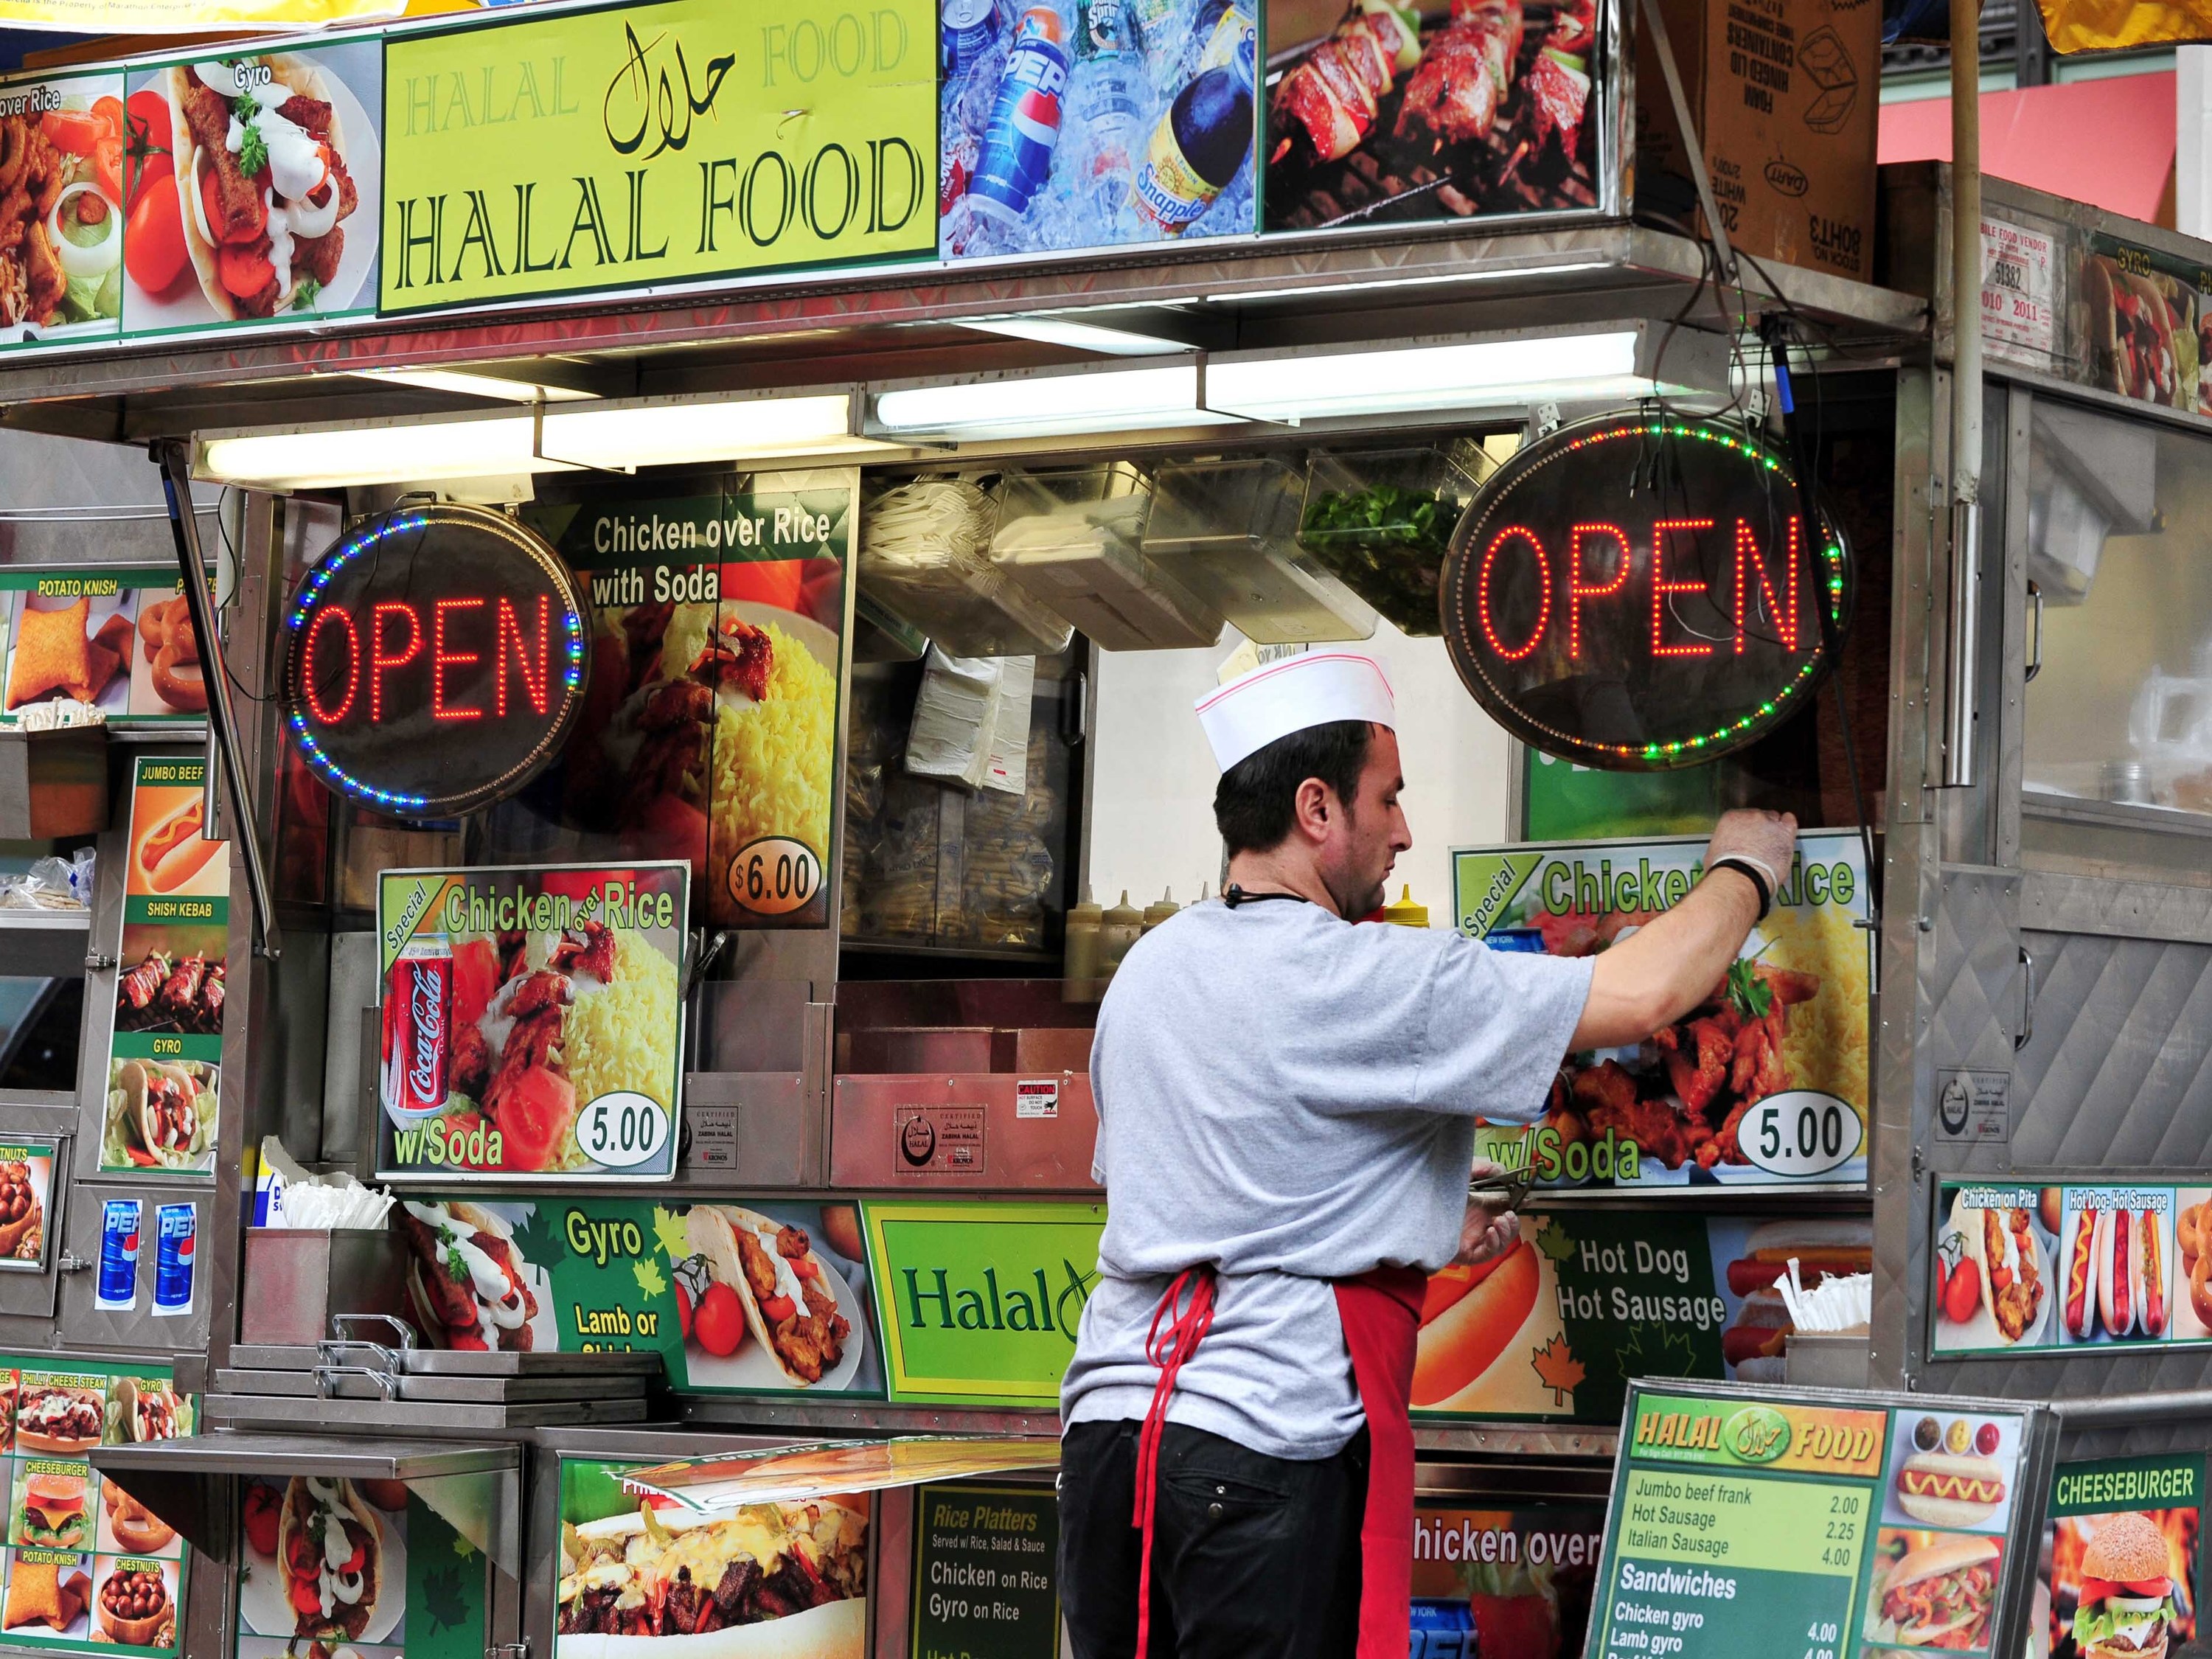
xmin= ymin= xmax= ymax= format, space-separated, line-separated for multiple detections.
xmin=383 ymin=933 xmax=453 ymax=1126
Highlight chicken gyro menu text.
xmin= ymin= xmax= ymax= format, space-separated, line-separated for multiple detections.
xmin=1590 ymin=1384 xmax=2046 ymax=1659
xmin=1452 ymin=832 xmax=1871 ymax=1192
xmin=374 ymin=862 xmax=688 ymax=1180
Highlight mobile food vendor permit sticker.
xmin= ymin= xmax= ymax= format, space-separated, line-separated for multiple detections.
xmin=1449 ymin=832 xmax=1869 ymax=1191
xmin=374 ymin=863 xmax=688 ymax=1180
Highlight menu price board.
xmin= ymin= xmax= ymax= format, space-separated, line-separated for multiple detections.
xmin=372 ymin=863 xmax=688 ymax=1180
xmin=1590 ymin=1383 xmax=2051 ymax=1659
xmin=0 ymin=1357 xmax=190 ymax=1658
xmin=1930 ymin=1181 xmax=2212 ymax=1358
xmin=100 ymin=756 xmax=227 ymax=1178
xmin=365 ymin=1194 xmax=886 ymax=1397
xmin=2033 ymin=1453 xmax=2201 ymax=1659
xmin=0 ymin=568 xmax=212 ymax=727
xmin=910 ymin=1483 xmax=1059 ymax=1659
xmin=512 ymin=474 xmax=853 ymax=932
xmin=1452 ymin=832 xmax=1871 ymax=1192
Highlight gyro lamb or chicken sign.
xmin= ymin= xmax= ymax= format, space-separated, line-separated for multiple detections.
xmin=1439 ymin=411 xmax=1854 ymax=770
xmin=279 ymin=502 xmax=591 ymax=820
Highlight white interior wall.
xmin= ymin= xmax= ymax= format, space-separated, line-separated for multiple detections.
xmin=1085 ymin=625 xmax=1516 ymax=918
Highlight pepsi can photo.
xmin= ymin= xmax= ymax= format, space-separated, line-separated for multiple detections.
xmin=97 ymin=1197 xmax=141 ymax=1311
xmin=153 ymin=1203 xmax=195 ymax=1315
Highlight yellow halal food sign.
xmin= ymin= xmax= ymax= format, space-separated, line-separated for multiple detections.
xmin=381 ymin=0 xmax=935 ymax=312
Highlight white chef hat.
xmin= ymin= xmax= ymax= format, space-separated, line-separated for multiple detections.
xmin=1194 ymin=651 xmax=1397 ymax=773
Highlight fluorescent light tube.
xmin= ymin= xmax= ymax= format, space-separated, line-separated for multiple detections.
xmin=962 ymin=317 xmax=1197 ymax=355
xmin=202 ymin=417 xmax=549 ymax=490
xmin=1206 ymin=333 xmax=1647 ymax=422
xmin=347 ymin=366 xmax=597 ymax=403
xmin=873 ymin=364 xmax=1238 ymax=440
xmin=540 ymin=394 xmax=880 ymax=469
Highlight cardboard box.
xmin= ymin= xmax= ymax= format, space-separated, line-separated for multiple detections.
xmin=1635 ymin=0 xmax=1881 ymax=282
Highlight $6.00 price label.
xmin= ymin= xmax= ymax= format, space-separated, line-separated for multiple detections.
xmin=727 ymin=836 xmax=821 ymax=917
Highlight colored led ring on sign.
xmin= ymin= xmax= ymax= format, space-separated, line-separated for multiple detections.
xmin=1439 ymin=414 xmax=1853 ymax=771
xmin=279 ymin=504 xmax=591 ymax=819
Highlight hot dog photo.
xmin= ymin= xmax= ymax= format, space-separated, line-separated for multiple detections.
xmin=2058 ymin=1192 xmax=2174 ymax=1347
xmin=1883 ymin=1411 xmax=2020 ymax=1535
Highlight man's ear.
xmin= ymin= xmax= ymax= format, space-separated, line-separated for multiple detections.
xmin=1293 ymin=776 xmax=1334 ymax=843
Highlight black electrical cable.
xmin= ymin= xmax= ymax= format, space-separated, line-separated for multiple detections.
xmin=1760 ymin=313 xmax=1883 ymax=927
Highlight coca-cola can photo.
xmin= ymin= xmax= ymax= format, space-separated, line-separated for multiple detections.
xmin=383 ymin=936 xmax=453 ymax=1124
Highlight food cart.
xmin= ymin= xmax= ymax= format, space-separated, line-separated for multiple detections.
xmin=3 ymin=0 xmax=2194 ymax=1654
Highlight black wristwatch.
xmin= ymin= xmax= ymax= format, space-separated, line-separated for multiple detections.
xmin=1706 ymin=855 xmax=1774 ymax=921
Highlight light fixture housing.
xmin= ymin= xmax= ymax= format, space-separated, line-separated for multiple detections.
xmin=869 ymin=360 xmax=1239 ymax=442
xmin=960 ymin=316 xmax=1197 ymax=356
xmin=1203 ymin=326 xmax=1723 ymax=425
xmin=344 ymin=366 xmax=597 ymax=403
xmin=201 ymin=390 xmax=888 ymax=490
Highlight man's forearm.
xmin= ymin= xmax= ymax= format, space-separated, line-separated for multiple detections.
xmin=1570 ymin=869 xmax=1761 ymax=1048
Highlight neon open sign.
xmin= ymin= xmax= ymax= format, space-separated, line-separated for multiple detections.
xmin=1439 ymin=414 xmax=1853 ymax=770
xmin=279 ymin=504 xmax=590 ymax=818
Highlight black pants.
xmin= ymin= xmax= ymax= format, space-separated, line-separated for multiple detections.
xmin=1058 ymin=1418 xmax=1368 ymax=1659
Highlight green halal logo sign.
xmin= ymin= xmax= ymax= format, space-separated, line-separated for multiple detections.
xmin=861 ymin=1201 xmax=1105 ymax=1405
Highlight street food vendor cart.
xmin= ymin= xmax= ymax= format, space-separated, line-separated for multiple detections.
xmin=1 ymin=0 xmax=2189 ymax=1654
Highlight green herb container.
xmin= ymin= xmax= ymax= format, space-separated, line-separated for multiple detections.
xmin=1297 ymin=447 xmax=1485 ymax=636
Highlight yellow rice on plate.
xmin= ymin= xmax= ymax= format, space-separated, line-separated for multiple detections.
xmin=1757 ymin=900 xmax=1871 ymax=1116
xmin=564 ymin=929 xmax=679 ymax=1114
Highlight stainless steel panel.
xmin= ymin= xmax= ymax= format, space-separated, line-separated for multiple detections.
xmin=321 ymin=928 xmax=378 ymax=1171
xmin=2011 ymin=930 xmax=2212 ymax=1166
xmin=2023 ymin=872 xmax=2212 ymax=946
xmin=681 ymin=1072 xmax=807 ymax=1187
xmin=205 ymin=1394 xmax=652 ymax=1431
xmin=91 ymin=1433 xmax=519 ymax=1480
xmin=1921 ymin=866 xmax=2025 ymax=1178
xmin=0 ymin=914 xmax=94 ymax=978
xmin=56 ymin=1183 xmax=207 ymax=1353
xmin=830 ymin=1074 xmax=1099 ymax=1190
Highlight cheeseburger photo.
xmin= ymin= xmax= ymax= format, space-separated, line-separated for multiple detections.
xmin=2072 ymin=1513 xmax=2180 ymax=1659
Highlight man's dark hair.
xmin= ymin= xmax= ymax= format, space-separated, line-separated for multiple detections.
xmin=1213 ymin=720 xmax=1374 ymax=855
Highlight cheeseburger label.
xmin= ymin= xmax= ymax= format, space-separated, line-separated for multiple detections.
xmin=2034 ymin=1453 xmax=2201 ymax=1659
xmin=1452 ymin=832 xmax=1870 ymax=1194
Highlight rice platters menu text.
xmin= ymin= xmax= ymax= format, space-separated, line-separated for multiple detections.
xmin=1450 ymin=832 xmax=1870 ymax=1192
xmin=511 ymin=472 xmax=852 ymax=931
xmin=1592 ymin=1385 xmax=2040 ymax=1659
xmin=101 ymin=756 xmax=227 ymax=1176
xmin=374 ymin=863 xmax=688 ymax=1180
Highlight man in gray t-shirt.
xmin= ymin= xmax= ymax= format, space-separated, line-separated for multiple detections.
xmin=1057 ymin=651 xmax=1795 ymax=1659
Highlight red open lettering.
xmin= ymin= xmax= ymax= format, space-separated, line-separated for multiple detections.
xmin=1733 ymin=517 xmax=1801 ymax=654
xmin=369 ymin=602 xmax=422 ymax=723
xmin=1650 ymin=520 xmax=1714 ymax=658
xmin=1478 ymin=526 xmax=1551 ymax=662
xmin=495 ymin=594 xmax=550 ymax=717
xmin=431 ymin=597 xmax=484 ymax=721
xmin=303 ymin=607 xmax=359 ymax=725
xmin=1568 ymin=524 xmax=1631 ymax=658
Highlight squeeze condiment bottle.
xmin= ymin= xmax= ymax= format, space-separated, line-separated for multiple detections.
xmin=1379 ymin=884 xmax=1430 ymax=928
xmin=1064 ymin=888 xmax=1104 ymax=985
xmin=1141 ymin=887 xmax=1180 ymax=933
xmin=1099 ymin=890 xmax=1144 ymax=978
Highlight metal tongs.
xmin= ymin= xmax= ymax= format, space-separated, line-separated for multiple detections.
xmin=1468 ymin=1164 xmax=1535 ymax=1213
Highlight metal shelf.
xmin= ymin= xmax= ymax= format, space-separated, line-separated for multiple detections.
xmin=0 ymin=911 xmax=91 ymax=978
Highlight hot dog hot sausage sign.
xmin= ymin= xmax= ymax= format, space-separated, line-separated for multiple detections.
xmin=99 ymin=756 xmax=226 ymax=1177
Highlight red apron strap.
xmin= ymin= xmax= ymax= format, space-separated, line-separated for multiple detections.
xmin=1335 ymin=1264 xmax=1428 ymax=1659
xmin=1132 ymin=1265 xmax=1217 ymax=1659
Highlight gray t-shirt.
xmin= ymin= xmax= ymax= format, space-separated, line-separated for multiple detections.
xmin=1061 ymin=898 xmax=1593 ymax=1460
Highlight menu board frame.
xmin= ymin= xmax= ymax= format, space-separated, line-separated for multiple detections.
xmin=1588 ymin=1380 xmax=2058 ymax=1659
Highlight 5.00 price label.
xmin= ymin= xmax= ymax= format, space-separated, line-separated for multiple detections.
xmin=727 ymin=836 xmax=821 ymax=917
xmin=1739 ymin=1091 xmax=1863 ymax=1179
xmin=577 ymin=1091 xmax=670 ymax=1169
